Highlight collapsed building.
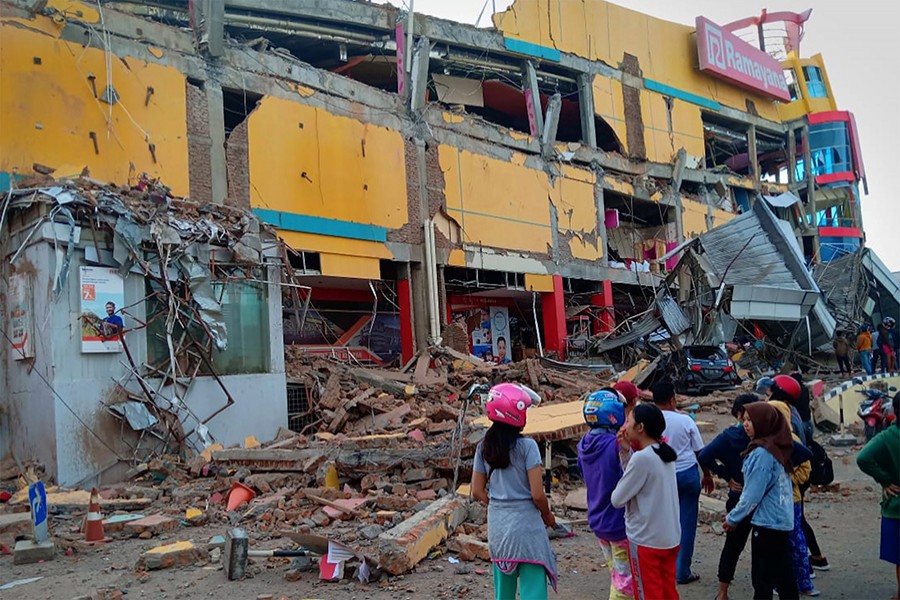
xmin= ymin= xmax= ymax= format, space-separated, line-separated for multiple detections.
xmin=0 ymin=0 xmax=892 ymax=485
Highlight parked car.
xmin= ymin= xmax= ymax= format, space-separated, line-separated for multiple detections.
xmin=673 ymin=345 xmax=741 ymax=395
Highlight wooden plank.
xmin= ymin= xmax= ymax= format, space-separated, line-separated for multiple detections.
xmin=413 ymin=354 xmax=431 ymax=385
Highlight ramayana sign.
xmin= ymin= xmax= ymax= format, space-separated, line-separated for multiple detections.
xmin=695 ymin=16 xmax=791 ymax=102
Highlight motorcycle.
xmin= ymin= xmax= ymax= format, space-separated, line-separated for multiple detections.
xmin=854 ymin=382 xmax=897 ymax=441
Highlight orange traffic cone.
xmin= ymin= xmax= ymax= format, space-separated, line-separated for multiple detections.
xmin=225 ymin=482 xmax=256 ymax=511
xmin=84 ymin=488 xmax=109 ymax=543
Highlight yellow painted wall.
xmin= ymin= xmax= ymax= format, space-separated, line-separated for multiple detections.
xmin=439 ymin=146 xmax=553 ymax=254
xmin=0 ymin=17 xmax=189 ymax=194
xmin=319 ymin=253 xmax=381 ymax=279
xmin=553 ymin=166 xmax=602 ymax=260
xmin=248 ymin=96 xmax=408 ymax=230
xmin=777 ymin=54 xmax=838 ymax=123
xmin=592 ymin=75 xmax=628 ymax=150
xmin=682 ymin=198 xmax=710 ymax=238
xmin=640 ymin=90 xmax=705 ymax=165
xmin=496 ymin=0 xmax=783 ymax=121
xmin=681 ymin=199 xmax=736 ymax=238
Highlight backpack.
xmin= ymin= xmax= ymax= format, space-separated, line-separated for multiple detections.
xmin=808 ymin=439 xmax=834 ymax=486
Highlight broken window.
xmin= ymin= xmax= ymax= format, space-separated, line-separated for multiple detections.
xmin=222 ymin=88 xmax=261 ymax=135
xmin=783 ymin=68 xmax=801 ymax=101
xmin=603 ymin=193 xmax=672 ymax=272
xmin=803 ymin=66 xmax=827 ymax=98
xmin=809 ymin=121 xmax=852 ymax=176
xmin=146 ymin=275 xmax=270 ymax=376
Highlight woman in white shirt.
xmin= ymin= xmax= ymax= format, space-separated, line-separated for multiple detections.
xmin=612 ymin=403 xmax=682 ymax=600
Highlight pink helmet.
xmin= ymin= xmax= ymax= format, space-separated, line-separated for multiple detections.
xmin=485 ymin=383 xmax=542 ymax=428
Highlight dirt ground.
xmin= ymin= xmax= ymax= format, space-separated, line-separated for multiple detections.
xmin=2 ymin=409 xmax=895 ymax=600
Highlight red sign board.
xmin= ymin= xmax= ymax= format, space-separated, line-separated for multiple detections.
xmin=695 ymin=16 xmax=791 ymax=102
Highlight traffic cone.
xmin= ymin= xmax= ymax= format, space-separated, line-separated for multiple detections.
xmin=225 ymin=482 xmax=256 ymax=511
xmin=84 ymin=488 xmax=109 ymax=543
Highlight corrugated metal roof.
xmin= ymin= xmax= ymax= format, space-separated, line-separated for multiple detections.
xmin=696 ymin=206 xmax=802 ymax=290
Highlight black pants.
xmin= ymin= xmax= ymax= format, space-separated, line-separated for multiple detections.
xmin=718 ymin=496 xmax=753 ymax=583
xmin=751 ymin=526 xmax=799 ymax=599
xmin=837 ymin=355 xmax=851 ymax=373
xmin=801 ymin=500 xmax=822 ymax=557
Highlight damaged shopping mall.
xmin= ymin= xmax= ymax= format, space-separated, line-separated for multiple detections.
xmin=0 ymin=1 xmax=896 ymax=500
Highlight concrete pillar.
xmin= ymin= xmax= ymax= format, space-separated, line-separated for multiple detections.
xmin=591 ymin=280 xmax=615 ymax=334
xmin=748 ymin=124 xmax=760 ymax=191
xmin=522 ymin=61 xmax=544 ymax=137
xmin=541 ymin=274 xmax=567 ymax=359
xmin=540 ymin=93 xmax=562 ymax=159
xmin=594 ymin=174 xmax=609 ymax=267
xmin=409 ymin=263 xmax=429 ymax=352
xmin=205 ymin=82 xmax=228 ymax=205
xmin=802 ymin=123 xmax=820 ymax=261
xmin=577 ymin=73 xmax=597 ymax=148
xmin=189 ymin=0 xmax=225 ymax=58
xmin=398 ymin=272 xmax=415 ymax=364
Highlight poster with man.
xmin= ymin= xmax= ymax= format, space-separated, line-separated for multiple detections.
xmin=8 ymin=273 xmax=34 ymax=359
xmin=80 ymin=266 xmax=125 ymax=353
xmin=490 ymin=306 xmax=511 ymax=364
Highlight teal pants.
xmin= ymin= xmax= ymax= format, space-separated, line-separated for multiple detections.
xmin=493 ymin=562 xmax=548 ymax=600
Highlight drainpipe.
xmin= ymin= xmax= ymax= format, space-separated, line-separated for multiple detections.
xmin=423 ymin=218 xmax=441 ymax=341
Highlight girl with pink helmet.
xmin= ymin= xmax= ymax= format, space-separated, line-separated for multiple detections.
xmin=472 ymin=383 xmax=559 ymax=599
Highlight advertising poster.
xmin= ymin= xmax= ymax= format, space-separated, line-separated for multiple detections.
xmin=8 ymin=274 xmax=34 ymax=359
xmin=469 ymin=308 xmax=492 ymax=361
xmin=490 ymin=306 xmax=511 ymax=364
xmin=80 ymin=266 xmax=125 ymax=353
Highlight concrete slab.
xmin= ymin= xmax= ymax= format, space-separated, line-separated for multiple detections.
xmin=125 ymin=513 xmax=179 ymax=537
xmin=0 ymin=512 xmax=32 ymax=543
xmin=473 ymin=399 xmax=588 ymax=442
xmin=101 ymin=514 xmax=145 ymax=533
xmin=14 ymin=539 xmax=56 ymax=565
xmin=137 ymin=540 xmax=205 ymax=570
xmin=377 ymin=495 xmax=467 ymax=575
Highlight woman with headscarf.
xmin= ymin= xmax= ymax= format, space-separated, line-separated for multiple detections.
xmin=723 ymin=402 xmax=798 ymax=600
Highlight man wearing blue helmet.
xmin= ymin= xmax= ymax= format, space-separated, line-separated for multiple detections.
xmin=578 ymin=389 xmax=633 ymax=599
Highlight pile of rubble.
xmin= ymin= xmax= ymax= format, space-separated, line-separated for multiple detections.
xmin=283 ymin=345 xmax=614 ymax=437
xmin=1 ymin=345 xmax=614 ymax=582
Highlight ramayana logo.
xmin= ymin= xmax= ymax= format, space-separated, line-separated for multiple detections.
xmin=704 ymin=22 xmax=788 ymax=95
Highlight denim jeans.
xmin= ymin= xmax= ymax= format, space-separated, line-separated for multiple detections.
xmin=675 ymin=465 xmax=701 ymax=582
xmin=860 ymin=350 xmax=874 ymax=375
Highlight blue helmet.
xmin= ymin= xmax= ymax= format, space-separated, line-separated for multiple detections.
xmin=583 ymin=390 xmax=625 ymax=430
xmin=755 ymin=376 xmax=775 ymax=395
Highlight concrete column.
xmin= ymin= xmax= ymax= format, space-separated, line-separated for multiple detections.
xmin=577 ymin=73 xmax=597 ymax=148
xmin=205 ymin=82 xmax=228 ymax=205
xmin=522 ymin=61 xmax=544 ymax=137
xmin=409 ymin=263 xmax=429 ymax=352
xmin=541 ymin=274 xmax=567 ymax=359
xmin=748 ymin=124 xmax=760 ymax=190
xmin=802 ymin=123 xmax=820 ymax=261
xmin=594 ymin=174 xmax=609 ymax=267
xmin=591 ymin=280 xmax=615 ymax=334
xmin=397 ymin=273 xmax=415 ymax=364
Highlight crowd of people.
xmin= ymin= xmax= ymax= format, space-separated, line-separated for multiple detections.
xmin=471 ymin=376 xmax=900 ymax=600
xmin=843 ymin=317 xmax=900 ymax=376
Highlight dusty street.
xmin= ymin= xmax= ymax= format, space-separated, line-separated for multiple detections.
xmin=2 ymin=408 xmax=893 ymax=600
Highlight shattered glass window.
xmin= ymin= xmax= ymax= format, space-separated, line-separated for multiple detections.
xmin=803 ymin=66 xmax=828 ymax=98
xmin=211 ymin=279 xmax=269 ymax=374
xmin=809 ymin=121 xmax=852 ymax=176
xmin=146 ymin=276 xmax=270 ymax=376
